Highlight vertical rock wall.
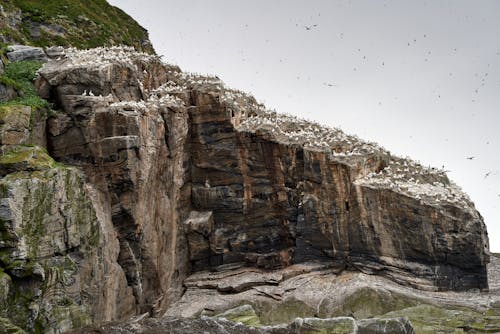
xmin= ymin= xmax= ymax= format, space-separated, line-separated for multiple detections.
xmin=0 ymin=46 xmax=486 ymax=332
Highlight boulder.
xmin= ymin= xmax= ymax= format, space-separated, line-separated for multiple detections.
xmin=6 ymin=45 xmax=48 ymax=62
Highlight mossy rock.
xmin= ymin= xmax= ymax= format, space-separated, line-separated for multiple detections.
xmin=0 ymin=317 xmax=26 ymax=334
xmin=0 ymin=269 xmax=12 ymax=305
xmin=382 ymin=304 xmax=500 ymax=333
xmin=215 ymin=305 xmax=262 ymax=327
xmin=253 ymin=297 xmax=317 ymax=325
xmin=0 ymin=105 xmax=31 ymax=126
xmin=293 ymin=317 xmax=356 ymax=334
xmin=0 ymin=145 xmax=61 ymax=175
xmin=357 ymin=317 xmax=414 ymax=334
xmin=0 ymin=165 xmax=98 ymax=332
xmin=318 ymin=287 xmax=420 ymax=319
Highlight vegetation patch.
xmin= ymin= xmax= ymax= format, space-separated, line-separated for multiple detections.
xmin=2 ymin=0 xmax=154 ymax=53
xmin=0 ymin=60 xmax=49 ymax=110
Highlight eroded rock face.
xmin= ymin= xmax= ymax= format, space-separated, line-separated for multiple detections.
xmin=186 ymin=87 xmax=489 ymax=291
xmin=0 ymin=156 xmax=101 ymax=332
xmin=0 ymin=45 xmax=491 ymax=332
xmin=38 ymin=47 xmax=191 ymax=321
xmin=35 ymin=46 xmax=488 ymax=310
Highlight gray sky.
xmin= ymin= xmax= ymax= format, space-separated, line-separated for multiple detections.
xmin=109 ymin=0 xmax=500 ymax=252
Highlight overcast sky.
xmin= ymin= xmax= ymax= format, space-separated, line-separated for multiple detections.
xmin=109 ymin=0 xmax=500 ymax=252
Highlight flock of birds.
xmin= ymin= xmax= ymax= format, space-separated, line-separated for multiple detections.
xmin=52 ymin=46 xmax=481 ymax=207
xmin=62 ymin=46 xmax=160 ymax=69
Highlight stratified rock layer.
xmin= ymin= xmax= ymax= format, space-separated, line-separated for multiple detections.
xmin=0 ymin=46 xmax=491 ymax=332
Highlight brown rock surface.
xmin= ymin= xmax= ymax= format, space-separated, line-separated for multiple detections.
xmin=0 ymin=46 xmax=492 ymax=333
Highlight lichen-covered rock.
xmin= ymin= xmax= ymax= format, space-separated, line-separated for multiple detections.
xmin=68 ymin=314 xmax=415 ymax=334
xmin=358 ymin=317 xmax=414 ymax=334
xmin=0 ymin=105 xmax=47 ymax=154
xmin=0 ymin=160 xmax=101 ymax=332
xmin=0 ymin=106 xmax=31 ymax=150
xmin=215 ymin=304 xmax=261 ymax=327
xmin=292 ymin=317 xmax=356 ymax=334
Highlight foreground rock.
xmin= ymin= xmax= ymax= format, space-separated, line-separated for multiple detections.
xmin=70 ymin=314 xmax=414 ymax=334
xmin=166 ymin=258 xmax=500 ymax=333
xmin=0 ymin=45 xmax=492 ymax=333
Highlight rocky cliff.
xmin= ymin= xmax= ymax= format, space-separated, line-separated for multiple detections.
xmin=0 ymin=45 xmax=494 ymax=333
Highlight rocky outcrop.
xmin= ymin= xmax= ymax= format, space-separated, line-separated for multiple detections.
xmin=6 ymin=45 xmax=48 ymax=63
xmin=0 ymin=45 xmax=492 ymax=332
xmin=69 ymin=314 xmax=415 ymax=334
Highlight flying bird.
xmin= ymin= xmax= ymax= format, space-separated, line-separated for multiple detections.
xmin=304 ymin=24 xmax=318 ymax=31
xmin=484 ymin=171 xmax=492 ymax=179
xmin=466 ymin=156 xmax=475 ymax=160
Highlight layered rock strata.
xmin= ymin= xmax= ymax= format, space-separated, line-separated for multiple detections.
xmin=0 ymin=45 xmax=491 ymax=332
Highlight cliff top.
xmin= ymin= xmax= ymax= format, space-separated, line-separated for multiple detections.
xmin=37 ymin=46 xmax=477 ymax=214
xmin=0 ymin=0 xmax=154 ymax=53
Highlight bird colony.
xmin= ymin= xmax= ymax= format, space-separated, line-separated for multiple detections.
xmin=53 ymin=46 xmax=475 ymax=210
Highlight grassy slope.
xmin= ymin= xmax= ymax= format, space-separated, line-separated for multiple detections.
xmin=0 ymin=0 xmax=154 ymax=53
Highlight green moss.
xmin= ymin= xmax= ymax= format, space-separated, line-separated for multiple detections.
xmin=382 ymin=304 xmax=500 ymax=333
xmin=492 ymin=253 xmax=500 ymax=258
xmin=0 ymin=317 xmax=27 ymax=334
xmin=0 ymin=146 xmax=59 ymax=170
xmin=298 ymin=318 xmax=356 ymax=334
xmin=255 ymin=298 xmax=316 ymax=325
xmin=4 ymin=0 xmax=154 ymax=53
xmin=216 ymin=305 xmax=261 ymax=327
xmin=0 ymin=165 xmax=99 ymax=332
xmin=0 ymin=76 xmax=22 ymax=91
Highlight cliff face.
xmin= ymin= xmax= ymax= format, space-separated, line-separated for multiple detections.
xmin=0 ymin=46 xmax=491 ymax=333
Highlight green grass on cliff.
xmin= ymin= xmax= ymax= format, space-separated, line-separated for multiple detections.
xmin=1 ymin=0 xmax=154 ymax=53
xmin=0 ymin=60 xmax=49 ymax=110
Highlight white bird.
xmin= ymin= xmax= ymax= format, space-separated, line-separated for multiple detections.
xmin=82 ymin=90 xmax=87 ymax=96
xmin=89 ymin=90 xmax=94 ymax=96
